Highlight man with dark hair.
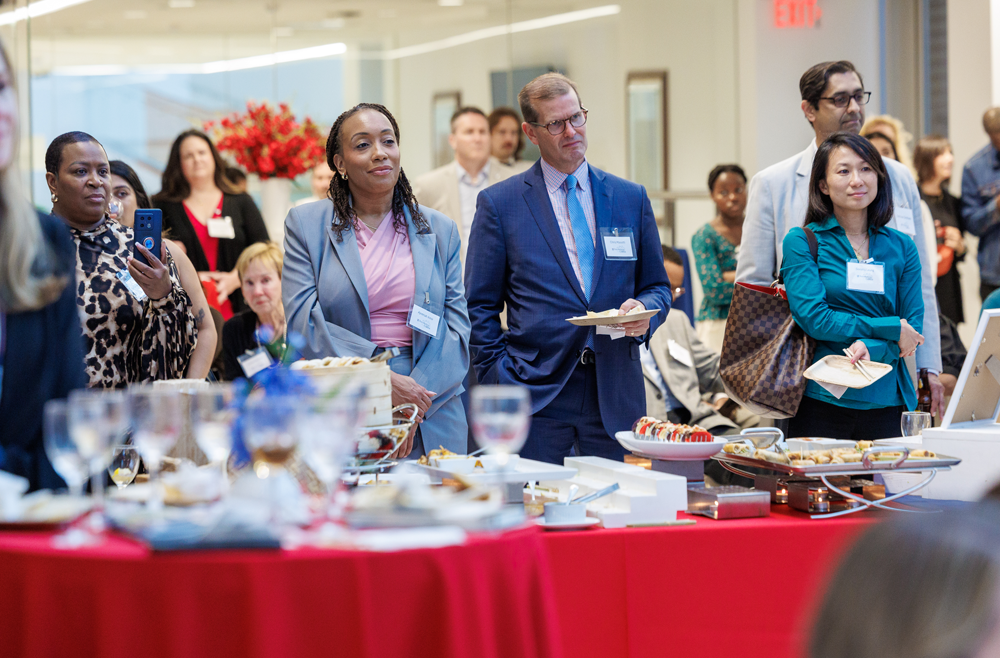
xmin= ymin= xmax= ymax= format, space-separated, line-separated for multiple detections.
xmin=412 ymin=106 xmax=512 ymax=264
xmin=960 ymin=107 xmax=1000 ymax=301
xmin=736 ymin=60 xmax=944 ymax=415
xmin=465 ymin=72 xmax=671 ymax=464
xmin=488 ymin=107 xmax=530 ymax=172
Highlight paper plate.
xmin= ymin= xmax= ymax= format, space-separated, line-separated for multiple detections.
xmin=804 ymin=355 xmax=892 ymax=389
xmin=566 ymin=309 xmax=659 ymax=326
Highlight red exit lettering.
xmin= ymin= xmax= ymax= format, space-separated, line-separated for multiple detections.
xmin=774 ymin=0 xmax=822 ymax=28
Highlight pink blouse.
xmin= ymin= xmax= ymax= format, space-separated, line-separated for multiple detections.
xmin=356 ymin=213 xmax=415 ymax=347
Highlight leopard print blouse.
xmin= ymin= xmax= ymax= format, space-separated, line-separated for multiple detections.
xmin=69 ymin=218 xmax=198 ymax=388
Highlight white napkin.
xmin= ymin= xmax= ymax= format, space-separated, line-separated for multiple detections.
xmin=0 ymin=471 xmax=29 ymax=520
xmin=816 ymin=380 xmax=848 ymax=399
xmin=596 ymin=325 xmax=626 ymax=340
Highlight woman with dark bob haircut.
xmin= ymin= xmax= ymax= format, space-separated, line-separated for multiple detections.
xmin=780 ymin=131 xmax=925 ymax=439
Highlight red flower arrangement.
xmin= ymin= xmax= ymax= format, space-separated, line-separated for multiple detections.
xmin=204 ymin=101 xmax=326 ymax=180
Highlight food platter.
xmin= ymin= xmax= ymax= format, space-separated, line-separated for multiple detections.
xmin=615 ymin=431 xmax=727 ymax=461
xmin=713 ymin=451 xmax=961 ymax=476
xmin=566 ymin=308 xmax=659 ymax=326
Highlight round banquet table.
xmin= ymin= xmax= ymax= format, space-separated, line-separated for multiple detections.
xmin=0 ymin=526 xmax=563 ymax=658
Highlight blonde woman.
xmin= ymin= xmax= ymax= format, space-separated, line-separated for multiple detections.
xmin=861 ymin=115 xmax=915 ymax=176
xmin=0 ymin=41 xmax=88 ymax=490
xmin=222 ymin=242 xmax=285 ymax=380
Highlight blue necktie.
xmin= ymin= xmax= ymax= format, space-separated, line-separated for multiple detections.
xmin=565 ymin=174 xmax=595 ymax=350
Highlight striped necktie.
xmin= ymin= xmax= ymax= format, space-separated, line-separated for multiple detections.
xmin=565 ymin=173 xmax=595 ymax=351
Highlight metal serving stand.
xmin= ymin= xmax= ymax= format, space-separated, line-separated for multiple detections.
xmin=714 ymin=445 xmax=961 ymax=519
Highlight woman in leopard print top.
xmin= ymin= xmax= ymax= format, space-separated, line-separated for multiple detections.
xmin=45 ymin=132 xmax=197 ymax=388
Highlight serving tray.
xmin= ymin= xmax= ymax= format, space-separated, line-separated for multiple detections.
xmin=713 ymin=451 xmax=961 ymax=476
xmin=566 ymin=309 xmax=659 ymax=326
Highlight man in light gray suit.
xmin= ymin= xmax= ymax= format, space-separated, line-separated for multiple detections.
xmin=735 ymin=60 xmax=944 ymax=414
xmin=412 ymin=106 xmax=513 ymax=264
xmin=644 ymin=247 xmax=757 ymax=433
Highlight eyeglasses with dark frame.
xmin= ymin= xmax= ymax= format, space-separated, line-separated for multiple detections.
xmin=529 ymin=108 xmax=589 ymax=135
xmin=818 ymin=91 xmax=871 ymax=109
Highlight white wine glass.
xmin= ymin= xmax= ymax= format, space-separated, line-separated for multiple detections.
xmin=901 ymin=411 xmax=932 ymax=437
xmin=298 ymin=393 xmax=362 ymax=527
xmin=68 ymin=389 xmax=125 ymax=535
xmin=128 ymin=387 xmax=182 ymax=510
xmin=43 ymin=400 xmax=96 ymax=548
xmin=470 ymin=385 xmax=531 ymax=468
xmin=244 ymin=395 xmax=301 ymax=526
xmin=107 ymin=446 xmax=140 ymax=489
xmin=190 ymin=384 xmax=235 ymax=488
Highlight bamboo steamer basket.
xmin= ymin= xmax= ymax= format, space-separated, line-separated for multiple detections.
xmin=292 ymin=361 xmax=393 ymax=427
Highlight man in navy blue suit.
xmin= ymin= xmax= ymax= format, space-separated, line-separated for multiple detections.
xmin=465 ymin=72 xmax=671 ymax=464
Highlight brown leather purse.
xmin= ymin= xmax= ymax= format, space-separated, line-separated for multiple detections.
xmin=719 ymin=228 xmax=818 ymax=418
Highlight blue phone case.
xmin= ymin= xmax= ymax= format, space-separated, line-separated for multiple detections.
xmin=132 ymin=208 xmax=162 ymax=267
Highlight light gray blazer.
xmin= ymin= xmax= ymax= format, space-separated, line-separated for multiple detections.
xmin=282 ymin=200 xmax=471 ymax=442
xmin=735 ymin=140 xmax=942 ymax=372
xmin=643 ymin=310 xmax=736 ymax=431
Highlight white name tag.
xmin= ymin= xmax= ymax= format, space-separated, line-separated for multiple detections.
xmin=600 ymin=228 xmax=637 ymax=261
xmin=667 ymin=339 xmax=693 ymax=368
xmin=408 ymin=303 xmax=440 ymax=338
xmin=207 ymin=216 xmax=236 ymax=239
xmin=846 ymin=260 xmax=885 ymax=295
xmin=893 ymin=207 xmax=915 ymax=236
xmin=116 ymin=270 xmax=148 ymax=302
xmin=238 ymin=347 xmax=273 ymax=378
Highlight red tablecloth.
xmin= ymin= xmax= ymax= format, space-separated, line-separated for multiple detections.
xmin=0 ymin=526 xmax=562 ymax=658
xmin=543 ymin=505 xmax=875 ymax=658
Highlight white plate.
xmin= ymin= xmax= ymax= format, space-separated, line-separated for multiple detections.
xmin=535 ymin=517 xmax=601 ymax=530
xmin=566 ymin=309 xmax=659 ymax=326
xmin=803 ymin=355 xmax=892 ymax=389
xmin=615 ymin=431 xmax=727 ymax=461
xmin=415 ymin=458 xmax=576 ymax=484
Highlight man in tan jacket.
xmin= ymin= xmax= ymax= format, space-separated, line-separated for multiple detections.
xmin=412 ymin=106 xmax=513 ymax=263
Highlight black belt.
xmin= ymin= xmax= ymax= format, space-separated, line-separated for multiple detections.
xmin=578 ymin=348 xmax=596 ymax=366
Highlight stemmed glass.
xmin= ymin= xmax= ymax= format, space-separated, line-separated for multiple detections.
xmin=108 ymin=446 xmax=140 ymax=489
xmin=470 ymin=385 xmax=531 ymax=467
xmin=128 ymin=387 xmax=182 ymax=510
xmin=243 ymin=395 xmax=301 ymax=526
xmin=43 ymin=400 xmax=94 ymax=548
xmin=190 ymin=384 xmax=236 ymax=489
xmin=901 ymin=411 xmax=933 ymax=437
xmin=68 ymin=389 xmax=126 ymax=534
xmin=298 ymin=393 xmax=363 ymax=527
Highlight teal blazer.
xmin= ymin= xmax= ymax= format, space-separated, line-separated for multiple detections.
xmin=780 ymin=216 xmax=924 ymax=410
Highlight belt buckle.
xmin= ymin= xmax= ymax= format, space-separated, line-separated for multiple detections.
xmin=579 ymin=348 xmax=595 ymax=366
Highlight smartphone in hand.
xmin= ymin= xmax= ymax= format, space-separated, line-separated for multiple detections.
xmin=132 ymin=208 xmax=163 ymax=267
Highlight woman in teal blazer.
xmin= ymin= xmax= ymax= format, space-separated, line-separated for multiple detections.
xmin=781 ymin=132 xmax=925 ymax=439
xmin=282 ymin=103 xmax=470 ymax=458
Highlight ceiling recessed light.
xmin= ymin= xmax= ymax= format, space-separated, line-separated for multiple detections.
xmin=168 ymin=0 xmax=195 ymax=8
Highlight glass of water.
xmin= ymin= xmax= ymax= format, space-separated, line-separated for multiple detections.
xmin=901 ymin=411 xmax=932 ymax=437
xmin=107 ymin=446 xmax=140 ymax=489
xmin=43 ymin=400 xmax=97 ymax=548
xmin=470 ymin=385 xmax=531 ymax=467
xmin=128 ymin=387 xmax=182 ymax=510
xmin=68 ymin=389 xmax=126 ymax=533
xmin=190 ymin=384 xmax=235 ymax=487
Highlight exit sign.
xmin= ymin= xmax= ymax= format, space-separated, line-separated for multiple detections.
xmin=774 ymin=0 xmax=822 ymax=28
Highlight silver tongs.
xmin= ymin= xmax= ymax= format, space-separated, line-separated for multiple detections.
xmin=570 ymin=482 xmax=620 ymax=505
xmin=842 ymin=348 xmax=875 ymax=382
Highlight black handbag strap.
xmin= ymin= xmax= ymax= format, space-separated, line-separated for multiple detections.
xmin=777 ymin=226 xmax=818 ymax=285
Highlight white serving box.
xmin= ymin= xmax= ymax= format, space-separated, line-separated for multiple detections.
xmin=539 ymin=456 xmax=687 ymax=528
xmin=920 ymin=310 xmax=1000 ymax=501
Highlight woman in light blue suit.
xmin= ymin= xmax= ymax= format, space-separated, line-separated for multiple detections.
xmin=283 ymin=103 xmax=470 ymax=457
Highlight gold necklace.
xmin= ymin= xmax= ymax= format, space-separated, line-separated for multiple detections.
xmin=847 ymin=233 xmax=869 ymax=260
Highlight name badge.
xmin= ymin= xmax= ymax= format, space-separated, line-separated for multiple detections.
xmin=667 ymin=339 xmax=693 ymax=368
xmin=207 ymin=216 xmax=236 ymax=239
xmin=893 ymin=207 xmax=915 ymax=236
xmin=846 ymin=260 xmax=885 ymax=295
xmin=600 ymin=228 xmax=636 ymax=261
xmin=116 ymin=270 xmax=148 ymax=302
xmin=237 ymin=347 xmax=273 ymax=378
xmin=408 ymin=301 xmax=440 ymax=338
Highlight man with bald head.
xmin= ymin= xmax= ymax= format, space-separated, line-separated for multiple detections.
xmin=960 ymin=107 xmax=1000 ymax=301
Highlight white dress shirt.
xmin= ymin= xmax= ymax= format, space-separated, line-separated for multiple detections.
xmin=539 ymin=158 xmax=597 ymax=294
xmin=457 ymin=160 xmax=492 ymax=249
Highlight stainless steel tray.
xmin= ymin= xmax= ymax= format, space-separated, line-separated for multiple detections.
xmin=713 ymin=452 xmax=961 ymax=476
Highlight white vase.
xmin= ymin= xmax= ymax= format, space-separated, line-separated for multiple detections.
xmin=259 ymin=177 xmax=293 ymax=250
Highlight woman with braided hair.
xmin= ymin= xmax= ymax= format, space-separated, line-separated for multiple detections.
xmin=283 ymin=103 xmax=470 ymax=458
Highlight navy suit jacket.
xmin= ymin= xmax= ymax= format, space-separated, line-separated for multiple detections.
xmin=0 ymin=212 xmax=87 ymax=491
xmin=465 ymin=160 xmax=671 ymax=439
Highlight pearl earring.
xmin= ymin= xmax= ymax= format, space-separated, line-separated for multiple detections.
xmin=50 ymin=193 xmax=58 ymax=203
